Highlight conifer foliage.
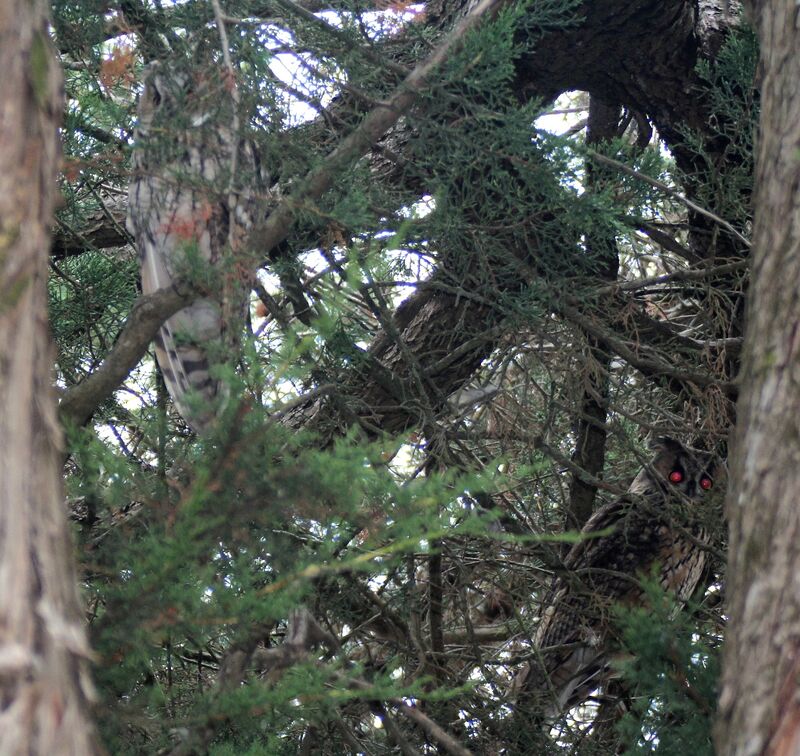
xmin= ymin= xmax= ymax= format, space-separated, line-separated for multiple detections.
xmin=41 ymin=0 xmax=758 ymax=752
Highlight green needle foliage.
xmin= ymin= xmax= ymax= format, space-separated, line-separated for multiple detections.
xmin=46 ymin=0 xmax=756 ymax=751
xmin=615 ymin=581 xmax=720 ymax=756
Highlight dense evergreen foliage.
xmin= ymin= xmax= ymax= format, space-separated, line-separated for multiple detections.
xmin=48 ymin=1 xmax=754 ymax=752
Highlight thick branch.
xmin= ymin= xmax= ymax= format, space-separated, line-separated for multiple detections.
xmin=59 ymin=286 xmax=194 ymax=428
xmin=52 ymin=204 xmax=129 ymax=258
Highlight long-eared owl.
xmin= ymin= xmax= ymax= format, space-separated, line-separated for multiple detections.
xmin=127 ymin=60 xmax=263 ymax=432
xmin=514 ymin=436 xmax=718 ymax=720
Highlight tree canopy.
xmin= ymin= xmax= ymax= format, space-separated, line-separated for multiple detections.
xmin=33 ymin=0 xmax=761 ymax=752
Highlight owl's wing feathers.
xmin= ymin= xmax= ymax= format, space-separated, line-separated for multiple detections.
xmin=132 ymin=178 xmax=235 ymax=430
xmin=521 ymin=496 xmax=665 ymax=715
xmin=128 ymin=64 xmax=260 ymax=432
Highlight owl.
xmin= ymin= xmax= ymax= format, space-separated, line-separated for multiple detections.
xmin=513 ymin=437 xmax=717 ymax=722
xmin=127 ymin=60 xmax=263 ymax=432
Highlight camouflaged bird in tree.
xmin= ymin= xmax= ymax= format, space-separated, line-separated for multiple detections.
xmin=127 ymin=61 xmax=263 ymax=432
xmin=515 ymin=437 xmax=717 ymax=720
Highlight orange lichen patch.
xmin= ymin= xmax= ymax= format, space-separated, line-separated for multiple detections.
xmin=161 ymin=203 xmax=215 ymax=241
xmin=62 ymin=157 xmax=83 ymax=183
xmin=162 ymin=216 xmax=198 ymax=241
xmin=100 ymin=46 xmax=135 ymax=90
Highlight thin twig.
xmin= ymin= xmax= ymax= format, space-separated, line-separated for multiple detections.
xmin=211 ymin=0 xmax=244 ymax=252
xmin=587 ymin=150 xmax=751 ymax=248
xmin=270 ymin=383 xmax=338 ymax=419
xmin=559 ymin=303 xmax=738 ymax=398
xmin=248 ymin=0 xmax=504 ymax=257
xmin=594 ymin=258 xmax=748 ymax=295
xmin=341 ymin=676 xmax=474 ymax=756
xmin=395 ymin=702 xmax=474 ymax=756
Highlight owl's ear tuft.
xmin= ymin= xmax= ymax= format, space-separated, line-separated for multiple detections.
xmin=649 ymin=436 xmax=686 ymax=455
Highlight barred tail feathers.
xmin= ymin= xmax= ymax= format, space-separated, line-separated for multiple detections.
xmin=139 ymin=235 xmax=225 ymax=433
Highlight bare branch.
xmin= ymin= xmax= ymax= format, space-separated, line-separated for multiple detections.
xmin=559 ymin=302 xmax=738 ymax=398
xmin=611 ymin=258 xmax=748 ymax=294
xmin=345 ymin=677 xmax=475 ymax=756
xmin=52 ymin=206 xmax=129 ymax=259
xmin=394 ymin=702 xmax=474 ymax=756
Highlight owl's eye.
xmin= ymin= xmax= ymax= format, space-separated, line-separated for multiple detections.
xmin=668 ymin=470 xmax=684 ymax=484
xmin=700 ymin=477 xmax=713 ymax=490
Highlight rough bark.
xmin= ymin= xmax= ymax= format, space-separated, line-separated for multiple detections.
xmin=0 ymin=2 xmax=98 ymax=752
xmin=716 ymin=3 xmax=800 ymax=755
xmin=51 ymin=198 xmax=129 ymax=259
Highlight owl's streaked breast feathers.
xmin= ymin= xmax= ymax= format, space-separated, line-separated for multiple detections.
xmin=515 ymin=437 xmax=717 ymax=719
xmin=127 ymin=62 xmax=263 ymax=432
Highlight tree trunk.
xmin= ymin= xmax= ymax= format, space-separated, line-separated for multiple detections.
xmin=0 ymin=2 xmax=98 ymax=752
xmin=716 ymin=3 xmax=800 ymax=755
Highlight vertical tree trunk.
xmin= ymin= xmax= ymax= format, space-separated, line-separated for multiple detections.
xmin=0 ymin=2 xmax=98 ymax=752
xmin=716 ymin=2 xmax=800 ymax=755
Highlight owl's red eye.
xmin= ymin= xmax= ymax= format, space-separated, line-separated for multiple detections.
xmin=668 ymin=470 xmax=683 ymax=484
xmin=700 ymin=477 xmax=713 ymax=490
